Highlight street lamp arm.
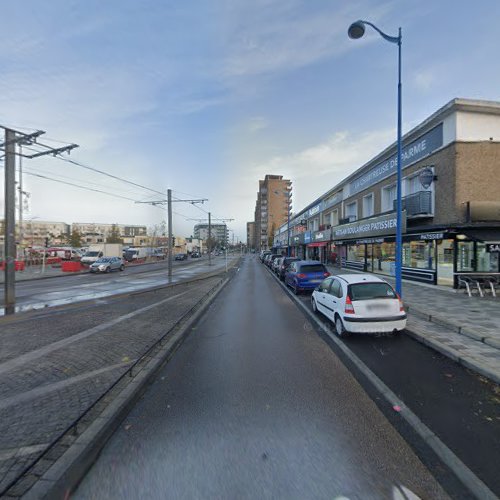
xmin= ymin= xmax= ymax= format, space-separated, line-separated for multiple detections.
xmin=350 ymin=19 xmax=400 ymax=45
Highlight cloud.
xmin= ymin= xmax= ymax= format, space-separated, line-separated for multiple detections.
xmin=247 ymin=116 xmax=269 ymax=132
xmin=414 ymin=69 xmax=435 ymax=91
xmin=242 ymin=127 xmax=396 ymax=211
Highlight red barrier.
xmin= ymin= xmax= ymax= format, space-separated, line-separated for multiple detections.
xmin=47 ymin=257 xmax=62 ymax=265
xmin=61 ymin=261 xmax=82 ymax=272
xmin=0 ymin=261 xmax=26 ymax=271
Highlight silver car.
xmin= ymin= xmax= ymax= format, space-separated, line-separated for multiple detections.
xmin=90 ymin=257 xmax=125 ymax=273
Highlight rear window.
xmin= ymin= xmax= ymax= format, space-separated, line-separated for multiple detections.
xmin=349 ymin=282 xmax=396 ymax=300
xmin=299 ymin=264 xmax=326 ymax=273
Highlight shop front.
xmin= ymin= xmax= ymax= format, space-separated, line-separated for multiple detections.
xmin=290 ymin=233 xmax=306 ymax=260
xmin=334 ymin=213 xmax=500 ymax=287
xmin=306 ymin=229 xmax=331 ymax=263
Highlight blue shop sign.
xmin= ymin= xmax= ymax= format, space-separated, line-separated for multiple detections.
xmin=349 ymin=124 xmax=443 ymax=196
xmin=304 ymin=231 xmax=312 ymax=244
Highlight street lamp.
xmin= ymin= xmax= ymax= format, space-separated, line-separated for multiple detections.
xmin=348 ymin=19 xmax=403 ymax=297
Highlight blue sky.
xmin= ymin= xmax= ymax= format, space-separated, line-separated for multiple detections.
xmin=1 ymin=0 xmax=499 ymax=240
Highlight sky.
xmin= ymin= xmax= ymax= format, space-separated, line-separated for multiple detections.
xmin=1 ymin=0 xmax=499 ymax=241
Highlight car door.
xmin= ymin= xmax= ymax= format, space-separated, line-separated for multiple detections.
xmin=315 ymin=278 xmax=333 ymax=316
xmin=285 ymin=262 xmax=296 ymax=285
xmin=323 ymin=278 xmax=342 ymax=321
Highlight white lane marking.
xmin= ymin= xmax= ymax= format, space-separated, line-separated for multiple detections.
xmin=0 ymin=361 xmax=134 ymax=410
xmin=0 ymin=291 xmax=188 ymax=375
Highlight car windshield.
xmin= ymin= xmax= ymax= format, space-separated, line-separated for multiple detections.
xmin=349 ymin=283 xmax=397 ymax=300
xmin=95 ymin=258 xmax=111 ymax=263
xmin=299 ymin=265 xmax=325 ymax=273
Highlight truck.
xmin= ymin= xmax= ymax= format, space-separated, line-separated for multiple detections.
xmin=80 ymin=244 xmax=123 ymax=266
xmin=123 ymin=247 xmax=156 ymax=262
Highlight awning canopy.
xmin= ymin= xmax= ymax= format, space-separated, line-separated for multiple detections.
xmin=307 ymin=242 xmax=327 ymax=247
xmin=461 ymin=228 xmax=500 ymax=242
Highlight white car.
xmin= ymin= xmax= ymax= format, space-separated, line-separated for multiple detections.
xmin=311 ymin=274 xmax=406 ymax=337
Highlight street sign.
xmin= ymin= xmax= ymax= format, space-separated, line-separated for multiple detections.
xmin=486 ymin=243 xmax=500 ymax=253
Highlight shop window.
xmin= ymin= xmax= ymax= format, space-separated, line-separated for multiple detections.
xmin=477 ymin=243 xmax=499 ymax=272
xmin=347 ymin=244 xmax=364 ymax=262
xmin=457 ymin=241 xmax=474 ymax=271
xmin=331 ymin=209 xmax=339 ymax=226
xmin=363 ymin=194 xmax=374 ymax=218
xmin=376 ymin=242 xmax=395 ymax=275
xmin=403 ymin=241 xmax=435 ymax=269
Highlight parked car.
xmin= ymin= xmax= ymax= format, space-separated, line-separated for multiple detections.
xmin=191 ymin=252 xmax=201 ymax=258
xmin=277 ymin=257 xmax=300 ymax=281
xmin=89 ymin=257 xmax=125 ymax=273
xmin=175 ymin=253 xmax=187 ymax=261
xmin=273 ymin=257 xmax=284 ymax=274
xmin=260 ymin=251 xmax=272 ymax=263
xmin=284 ymin=260 xmax=330 ymax=294
xmin=267 ymin=254 xmax=282 ymax=269
xmin=311 ymin=274 xmax=406 ymax=337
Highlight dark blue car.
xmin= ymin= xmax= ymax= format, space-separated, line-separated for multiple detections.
xmin=284 ymin=260 xmax=330 ymax=295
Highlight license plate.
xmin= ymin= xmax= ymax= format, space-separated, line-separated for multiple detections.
xmin=310 ymin=279 xmax=321 ymax=283
xmin=366 ymin=304 xmax=389 ymax=311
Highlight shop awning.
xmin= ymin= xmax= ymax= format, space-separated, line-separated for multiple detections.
xmin=307 ymin=242 xmax=327 ymax=247
xmin=461 ymin=228 xmax=500 ymax=242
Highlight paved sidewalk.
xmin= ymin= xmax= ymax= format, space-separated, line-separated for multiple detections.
xmin=326 ymin=265 xmax=500 ymax=385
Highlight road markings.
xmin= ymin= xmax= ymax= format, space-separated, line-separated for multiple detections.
xmin=0 ymin=291 xmax=188 ymax=376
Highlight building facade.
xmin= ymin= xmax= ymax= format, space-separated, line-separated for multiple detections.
xmin=253 ymin=175 xmax=292 ymax=251
xmin=71 ymin=223 xmax=147 ymax=245
xmin=246 ymin=222 xmax=256 ymax=251
xmin=193 ymin=224 xmax=229 ymax=246
xmin=274 ymin=98 xmax=500 ymax=288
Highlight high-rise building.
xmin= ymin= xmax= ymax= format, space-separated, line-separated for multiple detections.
xmin=246 ymin=222 xmax=256 ymax=250
xmin=253 ymin=175 xmax=292 ymax=251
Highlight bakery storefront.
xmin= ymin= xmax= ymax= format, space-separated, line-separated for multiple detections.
xmin=335 ymin=213 xmax=500 ymax=287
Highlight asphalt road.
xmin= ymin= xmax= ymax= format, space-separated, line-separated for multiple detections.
xmin=0 ymin=256 xmax=234 ymax=313
xmin=74 ymin=256 xmax=448 ymax=499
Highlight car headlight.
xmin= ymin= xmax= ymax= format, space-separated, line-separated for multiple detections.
xmin=99 ymin=265 xmax=106 ymax=270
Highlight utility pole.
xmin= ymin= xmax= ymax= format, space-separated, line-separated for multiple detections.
xmin=4 ymin=129 xmax=16 ymax=314
xmin=136 ymin=192 xmax=207 ymax=282
xmin=1 ymin=127 xmax=78 ymax=314
xmin=208 ymin=212 xmax=212 ymax=267
xmin=167 ymin=189 xmax=173 ymax=282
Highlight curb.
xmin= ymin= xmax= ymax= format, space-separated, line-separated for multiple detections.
xmin=407 ymin=305 xmax=500 ymax=352
xmin=404 ymin=321 xmax=500 ymax=385
xmin=17 ymin=272 xmax=234 ymax=500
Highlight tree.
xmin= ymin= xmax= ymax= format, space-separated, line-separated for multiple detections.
xmin=106 ymin=224 xmax=123 ymax=244
xmin=206 ymin=236 xmax=217 ymax=253
xmin=66 ymin=229 xmax=83 ymax=248
xmin=268 ymin=222 xmax=276 ymax=249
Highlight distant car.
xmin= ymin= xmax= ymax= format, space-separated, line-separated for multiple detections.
xmin=191 ymin=252 xmax=201 ymax=258
xmin=277 ymin=257 xmax=300 ymax=281
xmin=175 ymin=253 xmax=187 ymax=261
xmin=89 ymin=257 xmax=124 ymax=273
xmin=311 ymin=274 xmax=406 ymax=337
xmin=284 ymin=260 xmax=330 ymax=294
xmin=260 ymin=251 xmax=272 ymax=263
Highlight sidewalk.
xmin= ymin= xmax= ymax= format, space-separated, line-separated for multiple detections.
xmin=326 ymin=265 xmax=500 ymax=385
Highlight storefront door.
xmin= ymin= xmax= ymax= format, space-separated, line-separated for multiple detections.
xmin=437 ymin=239 xmax=454 ymax=286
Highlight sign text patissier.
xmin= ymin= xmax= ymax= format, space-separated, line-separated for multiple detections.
xmin=333 ymin=212 xmax=406 ymax=239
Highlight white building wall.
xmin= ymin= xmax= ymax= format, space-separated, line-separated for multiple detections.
xmin=456 ymin=110 xmax=500 ymax=142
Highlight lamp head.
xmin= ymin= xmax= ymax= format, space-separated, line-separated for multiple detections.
xmin=348 ymin=21 xmax=365 ymax=39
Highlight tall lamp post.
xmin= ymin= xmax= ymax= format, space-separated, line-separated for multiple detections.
xmin=348 ymin=20 xmax=403 ymax=297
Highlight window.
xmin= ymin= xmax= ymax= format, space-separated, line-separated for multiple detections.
xmin=362 ymin=193 xmax=374 ymax=218
xmin=331 ymin=209 xmax=339 ymax=226
xmin=319 ymin=278 xmax=333 ymax=292
xmin=330 ymin=280 xmax=343 ymax=298
xmin=345 ymin=201 xmax=357 ymax=221
xmin=382 ymin=184 xmax=397 ymax=212
xmin=348 ymin=282 xmax=396 ymax=300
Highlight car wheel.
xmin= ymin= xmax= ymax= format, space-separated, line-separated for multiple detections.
xmin=120 ymin=265 xmax=124 ymax=271
xmin=311 ymin=297 xmax=318 ymax=314
xmin=293 ymin=282 xmax=300 ymax=295
xmin=335 ymin=315 xmax=348 ymax=338
xmin=105 ymin=267 xmax=111 ymax=273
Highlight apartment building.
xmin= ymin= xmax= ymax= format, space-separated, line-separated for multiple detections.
xmin=253 ymin=175 xmax=292 ymax=251
xmin=18 ymin=220 xmax=70 ymax=247
xmin=274 ymin=98 xmax=500 ymax=287
xmin=71 ymin=223 xmax=147 ymax=245
xmin=193 ymin=224 xmax=228 ymax=246
xmin=246 ymin=222 xmax=256 ymax=251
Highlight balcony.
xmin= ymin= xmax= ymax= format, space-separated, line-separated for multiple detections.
xmin=394 ymin=191 xmax=433 ymax=218
xmin=339 ymin=215 xmax=357 ymax=225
